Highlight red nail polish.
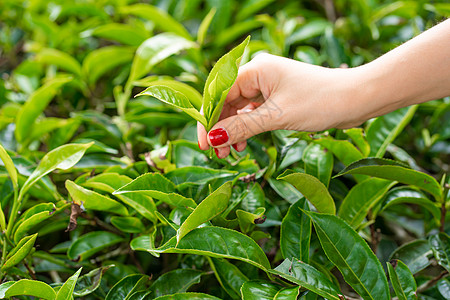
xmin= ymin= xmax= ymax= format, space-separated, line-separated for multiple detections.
xmin=232 ymin=144 xmax=239 ymax=151
xmin=214 ymin=148 xmax=220 ymax=158
xmin=198 ymin=141 xmax=201 ymax=149
xmin=208 ymin=128 xmax=229 ymax=146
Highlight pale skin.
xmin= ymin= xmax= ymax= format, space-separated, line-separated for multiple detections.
xmin=198 ymin=19 xmax=450 ymax=158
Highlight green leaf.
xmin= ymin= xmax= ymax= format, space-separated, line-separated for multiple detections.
xmin=111 ymin=216 xmax=145 ymax=233
xmin=366 ymin=106 xmax=417 ymax=157
xmin=56 ymin=267 xmax=82 ymax=300
xmin=197 ymin=8 xmax=216 ymax=45
xmin=1 ymin=234 xmax=37 ymax=271
xmin=305 ymin=211 xmax=390 ymax=300
xmin=313 ymin=137 xmax=365 ymax=167
xmin=20 ymin=142 xmax=93 ymax=199
xmin=0 ymin=282 xmax=15 ymax=298
xmin=74 ymin=265 xmax=114 ymax=297
xmin=236 ymin=207 xmax=265 ymax=234
xmin=338 ymin=178 xmax=395 ymax=228
xmin=114 ymin=172 xmax=197 ymax=209
xmin=106 ymin=274 xmax=149 ymax=300
xmin=280 ymin=199 xmax=311 ymax=263
xmin=177 ymin=181 xmax=232 ymax=242
xmin=203 ymin=36 xmax=250 ymax=129
xmin=437 ymin=278 xmax=450 ymax=299
xmin=267 ymin=178 xmax=302 ymax=204
xmin=150 ymin=269 xmax=203 ymax=297
xmin=277 ymin=171 xmax=335 ymax=215
xmin=429 ymin=233 xmax=450 ymax=273
xmin=302 ymin=143 xmax=333 ymax=187
xmin=13 ymin=211 xmax=53 ymax=243
xmin=0 ymin=142 xmax=18 ymax=191
xmin=15 ymin=76 xmax=72 ymax=143
xmin=240 ymin=280 xmax=298 ymax=300
xmin=136 ymin=85 xmax=207 ymax=127
xmin=67 ymin=231 xmax=125 ymax=261
xmin=335 ymin=158 xmax=443 ymax=200
xmin=165 ymin=167 xmax=238 ymax=188
xmin=208 ymin=257 xmax=248 ymax=299
xmin=236 ymin=0 xmax=275 ymax=21
xmin=131 ymin=226 xmax=270 ymax=271
xmin=344 ymin=128 xmax=370 ymax=157
xmin=287 ymin=19 xmax=330 ymax=45
xmin=66 ymin=180 xmax=128 ymax=216
xmin=269 ymin=258 xmax=341 ymax=300
xmin=4 ymin=279 xmax=56 ymax=300
xmin=82 ymin=46 xmax=134 ymax=85
xmin=83 ymin=173 xmax=132 ymax=193
xmin=88 ymin=23 xmax=149 ymax=46
xmin=390 ymin=240 xmax=432 ymax=274
xmin=153 ymin=293 xmax=221 ymax=300
xmin=387 ymin=260 xmax=417 ymax=300
xmin=240 ymin=182 xmax=265 ymax=213
xmin=120 ymin=4 xmax=192 ymax=40
xmin=36 ymin=48 xmax=82 ymax=77
xmin=273 ymin=286 xmax=301 ymax=300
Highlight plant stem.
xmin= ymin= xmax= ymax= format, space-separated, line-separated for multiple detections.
xmin=440 ymin=183 xmax=449 ymax=232
xmin=417 ymin=270 xmax=449 ymax=293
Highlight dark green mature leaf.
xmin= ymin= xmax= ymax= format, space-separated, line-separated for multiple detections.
xmin=67 ymin=231 xmax=125 ymax=261
xmin=131 ymin=226 xmax=270 ymax=271
xmin=280 ymin=199 xmax=311 ymax=262
xmin=106 ymin=274 xmax=149 ymax=300
xmin=1 ymin=234 xmax=37 ymax=271
xmin=335 ymin=158 xmax=443 ymax=200
xmin=3 ymin=279 xmax=56 ymax=299
xmin=150 ymin=269 xmax=203 ymax=297
xmin=15 ymin=76 xmax=72 ymax=143
xmin=165 ymin=166 xmax=238 ymax=188
xmin=203 ymin=36 xmax=250 ymax=130
xmin=429 ymin=233 xmax=450 ymax=272
xmin=153 ymin=293 xmax=221 ymax=300
xmin=240 ymin=182 xmax=265 ymax=213
xmin=136 ymin=85 xmax=207 ymax=127
xmin=74 ymin=265 xmax=114 ymax=297
xmin=36 ymin=48 xmax=82 ymax=77
xmin=66 ymin=180 xmax=128 ymax=216
xmin=208 ymin=257 xmax=248 ymax=299
xmin=270 ymin=259 xmax=341 ymax=300
xmin=303 ymin=143 xmax=333 ymax=187
xmin=314 ymin=138 xmax=365 ymax=167
xmin=437 ymin=278 xmax=450 ymax=299
xmin=306 ymin=211 xmax=390 ymax=300
xmin=390 ymin=240 xmax=432 ymax=274
xmin=338 ymin=178 xmax=395 ymax=228
xmin=240 ymin=280 xmax=300 ymax=300
xmin=177 ymin=181 xmax=232 ymax=242
xmin=111 ymin=216 xmax=145 ymax=233
xmin=277 ymin=171 xmax=335 ymax=214
xmin=56 ymin=267 xmax=82 ymax=300
xmin=387 ymin=260 xmax=417 ymax=300
xmin=114 ymin=172 xmax=197 ymax=208
xmin=268 ymin=179 xmax=302 ymax=204
xmin=366 ymin=106 xmax=417 ymax=157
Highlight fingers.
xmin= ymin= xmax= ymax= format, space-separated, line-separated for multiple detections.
xmin=197 ymin=121 xmax=209 ymax=151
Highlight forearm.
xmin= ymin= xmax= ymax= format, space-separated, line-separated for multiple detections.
xmin=342 ymin=19 xmax=450 ymax=127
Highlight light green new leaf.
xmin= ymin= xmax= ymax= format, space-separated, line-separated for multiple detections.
xmin=136 ymin=85 xmax=207 ymax=127
xmin=105 ymin=274 xmax=149 ymax=300
xmin=366 ymin=105 xmax=417 ymax=157
xmin=153 ymin=293 xmax=221 ymax=300
xmin=277 ymin=171 xmax=335 ymax=215
xmin=177 ymin=181 xmax=232 ymax=242
xmin=387 ymin=260 xmax=417 ymax=300
xmin=82 ymin=46 xmax=135 ymax=85
xmin=338 ymin=178 xmax=395 ymax=228
xmin=20 ymin=142 xmax=93 ymax=198
xmin=1 ymin=234 xmax=37 ymax=271
xmin=131 ymin=226 xmax=271 ymax=271
xmin=306 ymin=211 xmax=390 ymax=300
xmin=114 ymin=172 xmax=197 ymax=209
xmin=203 ymin=36 xmax=250 ymax=129
xmin=236 ymin=207 xmax=265 ymax=234
xmin=197 ymin=8 xmax=216 ymax=45
xmin=67 ymin=231 xmax=124 ymax=261
xmin=280 ymin=198 xmax=311 ymax=262
xmin=313 ymin=137 xmax=364 ymax=167
xmin=36 ymin=48 xmax=82 ymax=77
xmin=66 ymin=180 xmax=128 ymax=216
xmin=344 ymin=128 xmax=370 ymax=157
xmin=269 ymin=259 xmax=341 ymax=300
xmin=13 ymin=211 xmax=53 ymax=243
xmin=302 ymin=143 xmax=333 ymax=187
xmin=165 ymin=166 xmax=238 ymax=189
xmin=4 ymin=279 xmax=56 ymax=300
xmin=0 ymin=142 xmax=18 ymax=191
xmin=56 ymin=267 xmax=82 ymax=300
xmin=208 ymin=257 xmax=248 ymax=299
xmin=149 ymin=269 xmax=203 ymax=297
xmin=120 ymin=4 xmax=191 ymax=40
xmin=88 ymin=23 xmax=149 ymax=46
xmin=335 ymin=158 xmax=443 ymax=200
xmin=429 ymin=233 xmax=450 ymax=273
xmin=15 ymin=76 xmax=72 ymax=143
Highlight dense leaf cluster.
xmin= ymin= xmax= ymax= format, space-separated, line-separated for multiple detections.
xmin=0 ymin=0 xmax=449 ymax=299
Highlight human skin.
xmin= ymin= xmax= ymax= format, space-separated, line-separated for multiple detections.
xmin=197 ymin=19 xmax=450 ymax=158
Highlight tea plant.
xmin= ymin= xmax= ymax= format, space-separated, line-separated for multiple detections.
xmin=0 ymin=0 xmax=449 ymax=299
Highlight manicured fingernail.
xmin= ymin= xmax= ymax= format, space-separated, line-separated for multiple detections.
xmin=208 ymin=128 xmax=229 ymax=146
xmin=214 ymin=148 xmax=220 ymax=158
xmin=198 ymin=141 xmax=201 ymax=149
xmin=232 ymin=144 xmax=239 ymax=151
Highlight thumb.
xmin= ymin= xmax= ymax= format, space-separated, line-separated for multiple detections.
xmin=207 ymin=103 xmax=280 ymax=147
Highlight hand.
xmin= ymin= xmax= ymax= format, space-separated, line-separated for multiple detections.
xmin=197 ymin=53 xmax=360 ymax=158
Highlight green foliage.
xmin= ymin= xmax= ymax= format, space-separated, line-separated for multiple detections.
xmin=0 ymin=0 xmax=448 ymax=299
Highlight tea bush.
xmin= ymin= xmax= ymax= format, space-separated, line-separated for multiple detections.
xmin=0 ymin=0 xmax=449 ymax=299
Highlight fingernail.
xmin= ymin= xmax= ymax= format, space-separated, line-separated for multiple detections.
xmin=208 ymin=128 xmax=229 ymax=146
xmin=214 ymin=148 xmax=220 ymax=158
xmin=232 ymin=144 xmax=239 ymax=151
xmin=198 ymin=141 xmax=201 ymax=149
